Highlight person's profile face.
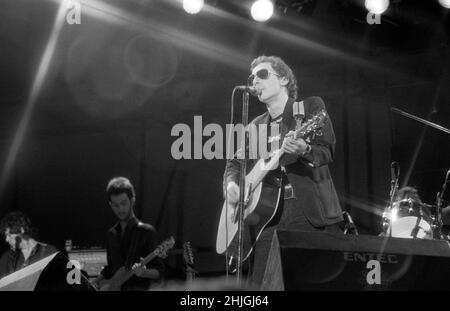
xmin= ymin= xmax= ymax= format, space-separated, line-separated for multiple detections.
xmin=109 ymin=193 xmax=134 ymax=221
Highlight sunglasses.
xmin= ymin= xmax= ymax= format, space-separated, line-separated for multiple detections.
xmin=247 ymin=68 xmax=281 ymax=86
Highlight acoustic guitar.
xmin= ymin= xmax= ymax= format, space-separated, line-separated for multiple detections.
xmin=216 ymin=110 xmax=327 ymax=268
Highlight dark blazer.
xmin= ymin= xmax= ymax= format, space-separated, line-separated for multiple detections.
xmin=224 ymin=96 xmax=343 ymax=227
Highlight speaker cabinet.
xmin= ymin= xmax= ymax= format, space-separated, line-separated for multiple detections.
xmin=262 ymin=230 xmax=450 ymax=290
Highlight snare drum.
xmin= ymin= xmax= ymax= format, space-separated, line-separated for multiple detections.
xmin=385 ymin=199 xmax=434 ymax=239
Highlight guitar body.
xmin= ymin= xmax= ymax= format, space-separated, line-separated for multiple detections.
xmin=99 ymin=266 xmax=129 ymax=291
xmin=216 ymin=169 xmax=283 ymax=267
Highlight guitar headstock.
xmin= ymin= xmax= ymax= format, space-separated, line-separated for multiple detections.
xmin=296 ymin=109 xmax=327 ymax=139
xmin=155 ymin=236 xmax=175 ymax=259
xmin=183 ymin=241 xmax=195 ymax=268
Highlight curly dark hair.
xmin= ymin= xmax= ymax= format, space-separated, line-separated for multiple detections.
xmin=106 ymin=177 xmax=135 ymax=202
xmin=0 ymin=211 xmax=36 ymax=239
xmin=250 ymin=55 xmax=298 ymax=100
xmin=395 ymin=186 xmax=421 ymax=202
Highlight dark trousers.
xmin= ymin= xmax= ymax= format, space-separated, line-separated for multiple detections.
xmin=249 ymin=197 xmax=342 ymax=289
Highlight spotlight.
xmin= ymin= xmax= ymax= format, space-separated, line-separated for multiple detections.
xmin=365 ymin=0 xmax=389 ymax=15
xmin=183 ymin=0 xmax=204 ymax=14
xmin=439 ymin=0 xmax=450 ymax=9
xmin=251 ymin=0 xmax=274 ymax=22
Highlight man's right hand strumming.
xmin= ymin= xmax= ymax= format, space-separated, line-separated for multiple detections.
xmin=226 ymin=181 xmax=240 ymax=204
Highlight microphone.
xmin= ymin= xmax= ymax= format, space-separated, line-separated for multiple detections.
xmin=14 ymin=236 xmax=22 ymax=250
xmin=235 ymin=86 xmax=261 ymax=96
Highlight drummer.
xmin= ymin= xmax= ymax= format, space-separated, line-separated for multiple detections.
xmin=396 ymin=186 xmax=448 ymax=217
xmin=394 ymin=186 xmax=422 ymax=203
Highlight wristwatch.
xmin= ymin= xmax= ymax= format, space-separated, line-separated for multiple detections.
xmin=301 ymin=144 xmax=312 ymax=156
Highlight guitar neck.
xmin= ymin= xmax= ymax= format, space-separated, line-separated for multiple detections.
xmin=122 ymin=251 xmax=157 ymax=281
xmin=141 ymin=251 xmax=157 ymax=266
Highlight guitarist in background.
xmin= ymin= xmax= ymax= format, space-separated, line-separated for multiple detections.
xmin=224 ymin=55 xmax=343 ymax=289
xmin=92 ymin=177 xmax=165 ymax=290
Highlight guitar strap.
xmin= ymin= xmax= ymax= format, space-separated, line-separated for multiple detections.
xmin=278 ymin=100 xmax=305 ymax=187
xmin=292 ymin=100 xmax=305 ymax=130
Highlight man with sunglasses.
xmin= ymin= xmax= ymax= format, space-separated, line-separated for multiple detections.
xmin=224 ymin=56 xmax=343 ymax=289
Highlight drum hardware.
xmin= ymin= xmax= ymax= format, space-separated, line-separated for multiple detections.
xmin=433 ymin=169 xmax=450 ymax=240
xmin=388 ymin=108 xmax=450 ymax=241
xmin=382 ymin=162 xmax=400 ymax=237
xmin=342 ymin=211 xmax=358 ymax=235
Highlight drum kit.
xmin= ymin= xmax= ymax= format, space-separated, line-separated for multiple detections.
xmin=380 ymin=108 xmax=450 ymax=241
xmin=382 ymin=197 xmax=445 ymax=240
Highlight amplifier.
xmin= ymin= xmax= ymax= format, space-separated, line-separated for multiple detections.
xmin=67 ymin=248 xmax=107 ymax=277
xmin=262 ymin=230 xmax=450 ymax=290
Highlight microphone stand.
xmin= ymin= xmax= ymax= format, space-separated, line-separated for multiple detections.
xmin=236 ymin=91 xmax=250 ymax=285
xmin=391 ymin=107 xmax=450 ymax=134
xmin=435 ymin=170 xmax=450 ymax=239
xmin=383 ymin=163 xmax=399 ymax=236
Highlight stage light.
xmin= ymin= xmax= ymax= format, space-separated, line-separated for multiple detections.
xmin=251 ymin=0 xmax=274 ymax=22
xmin=439 ymin=0 xmax=450 ymax=9
xmin=183 ymin=0 xmax=204 ymax=14
xmin=365 ymin=0 xmax=389 ymax=15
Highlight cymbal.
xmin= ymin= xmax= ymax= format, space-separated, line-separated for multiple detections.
xmin=421 ymin=200 xmax=449 ymax=209
xmin=422 ymin=203 xmax=436 ymax=208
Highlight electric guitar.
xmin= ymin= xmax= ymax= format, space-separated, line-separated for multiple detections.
xmin=216 ymin=110 xmax=327 ymax=268
xmin=182 ymin=241 xmax=196 ymax=286
xmin=99 ymin=236 xmax=175 ymax=291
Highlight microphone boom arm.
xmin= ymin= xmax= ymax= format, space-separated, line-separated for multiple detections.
xmin=391 ymin=107 xmax=450 ymax=134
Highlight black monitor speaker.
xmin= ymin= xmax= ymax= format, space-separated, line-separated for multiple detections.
xmin=262 ymin=230 xmax=450 ymax=290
